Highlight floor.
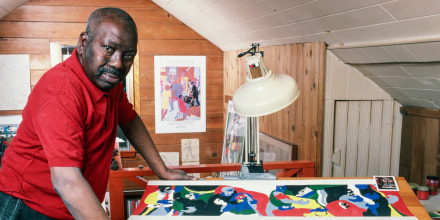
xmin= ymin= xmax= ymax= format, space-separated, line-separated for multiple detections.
xmin=420 ymin=193 xmax=440 ymax=218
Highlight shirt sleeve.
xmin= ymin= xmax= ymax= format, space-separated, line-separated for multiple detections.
xmin=33 ymin=79 xmax=86 ymax=168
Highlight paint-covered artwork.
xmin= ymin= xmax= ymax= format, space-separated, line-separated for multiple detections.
xmin=130 ymin=180 xmax=415 ymax=219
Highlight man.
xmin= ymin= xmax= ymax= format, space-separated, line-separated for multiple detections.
xmin=191 ymin=82 xmax=200 ymax=106
xmin=0 ymin=8 xmax=195 ymax=220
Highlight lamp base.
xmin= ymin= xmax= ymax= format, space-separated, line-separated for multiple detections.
xmin=224 ymin=161 xmax=276 ymax=180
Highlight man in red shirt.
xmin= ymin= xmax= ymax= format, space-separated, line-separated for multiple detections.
xmin=0 ymin=8 xmax=195 ymax=220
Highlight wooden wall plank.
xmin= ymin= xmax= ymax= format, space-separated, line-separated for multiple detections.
xmin=301 ymin=44 xmax=314 ymax=163
xmin=0 ymin=23 xmax=200 ymax=40
xmin=423 ymin=118 xmax=439 ymax=178
xmin=4 ymin=5 xmax=182 ymax=24
xmin=390 ymin=101 xmax=402 ymax=176
xmin=30 ymin=70 xmax=46 ymax=87
xmin=322 ymin=100 xmax=335 ymax=177
xmin=345 ymin=101 xmax=360 ymax=177
xmin=315 ymin=42 xmax=326 ymax=177
xmin=145 ymin=127 xmax=224 ymax=145
xmin=137 ymin=23 xmax=203 ymax=39
xmin=399 ymin=115 xmax=413 ymax=180
xmin=0 ymin=38 xmax=49 ymax=54
xmin=409 ymin=117 xmax=426 ymax=184
xmin=357 ymin=101 xmax=371 ymax=176
xmin=26 ymin=0 xmax=158 ymax=8
xmin=333 ymin=101 xmax=348 ymax=177
xmin=379 ymin=100 xmax=394 ymax=176
xmin=402 ymin=106 xmax=440 ymax=119
xmin=29 ymin=53 xmax=50 ymax=70
xmin=368 ymin=101 xmax=383 ymax=176
xmin=0 ymin=21 xmax=85 ymax=38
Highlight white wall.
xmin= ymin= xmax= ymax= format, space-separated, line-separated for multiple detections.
xmin=322 ymin=51 xmax=402 ymax=177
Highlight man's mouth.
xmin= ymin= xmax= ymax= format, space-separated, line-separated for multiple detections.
xmin=101 ymin=72 xmax=121 ymax=84
xmin=98 ymin=67 xmax=122 ymax=84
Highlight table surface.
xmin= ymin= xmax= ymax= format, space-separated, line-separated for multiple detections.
xmin=276 ymin=177 xmax=430 ymax=220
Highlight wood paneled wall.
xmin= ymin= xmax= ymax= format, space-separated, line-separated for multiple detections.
xmin=224 ymin=42 xmax=326 ymax=176
xmin=0 ymin=0 xmax=224 ymax=165
xmin=400 ymin=106 xmax=440 ymax=186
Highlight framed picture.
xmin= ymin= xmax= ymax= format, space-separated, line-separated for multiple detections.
xmin=116 ymin=126 xmax=130 ymax=151
xmin=0 ymin=55 xmax=31 ymax=110
xmin=0 ymin=115 xmax=22 ymax=162
xmin=154 ymin=56 xmax=206 ymax=133
xmin=374 ymin=176 xmax=399 ymax=191
xmin=0 ymin=115 xmax=22 ymax=139
xmin=221 ymin=100 xmax=246 ymax=177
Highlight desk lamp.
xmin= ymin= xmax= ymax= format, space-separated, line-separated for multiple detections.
xmin=231 ymin=43 xmax=300 ymax=180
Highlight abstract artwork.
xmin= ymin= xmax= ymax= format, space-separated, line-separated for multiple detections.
xmin=130 ymin=180 xmax=416 ymax=219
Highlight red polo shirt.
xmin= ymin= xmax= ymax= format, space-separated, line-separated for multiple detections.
xmin=0 ymin=49 xmax=137 ymax=219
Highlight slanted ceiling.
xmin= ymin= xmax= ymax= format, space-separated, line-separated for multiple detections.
xmin=0 ymin=0 xmax=27 ymax=18
xmin=152 ymin=0 xmax=440 ymax=109
xmin=2 ymin=0 xmax=440 ymax=109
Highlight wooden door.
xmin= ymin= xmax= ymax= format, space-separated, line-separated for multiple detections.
xmin=332 ymin=100 xmax=402 ymax=177
xmin=400 ymin=107 xmax=440 ymax=186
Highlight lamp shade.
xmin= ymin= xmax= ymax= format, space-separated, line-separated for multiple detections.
xmin=233 ymin=69 xmax=300 ymax=117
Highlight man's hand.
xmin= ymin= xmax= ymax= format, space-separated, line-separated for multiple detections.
xmin=162 ymin=168 xmax=197 ymax=180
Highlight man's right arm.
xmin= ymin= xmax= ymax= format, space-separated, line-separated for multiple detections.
xmin=50 ymin=167 xmax=110 ymax=220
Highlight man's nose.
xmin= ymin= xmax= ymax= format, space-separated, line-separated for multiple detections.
xmin=108 ymin=51 xmax=122 ymax=70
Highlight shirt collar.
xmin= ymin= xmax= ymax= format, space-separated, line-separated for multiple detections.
xmin=65 ymin=49 xmax=110 ymax=103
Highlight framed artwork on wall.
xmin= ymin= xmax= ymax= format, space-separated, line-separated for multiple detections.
xmin=0 ymin=55 xmax=31 ymax=110
xmin=154 ymin=56 xmax=206 ymax=133
xmin=0 ymin=115 xmax=23 ymax=163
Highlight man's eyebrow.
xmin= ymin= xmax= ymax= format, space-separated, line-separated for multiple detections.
xmin=106 ymin=40 xmax=120 ymax=47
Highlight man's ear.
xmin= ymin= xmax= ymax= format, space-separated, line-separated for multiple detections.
xmin=76 ymin=32 xmax=89 ymax=55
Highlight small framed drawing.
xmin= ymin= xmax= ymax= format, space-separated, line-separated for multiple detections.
xmin=154 ymin=56 xmax=206 ymax=133
xmin=116 ymin=126 xmax=130 ymax=151
xmin=0 ymin=115 xmax=22 ymax=139
xmin=1 ymin=115 xmax=22 ymax=161
xmin=374 ymin=176 xmax=399 ymax=191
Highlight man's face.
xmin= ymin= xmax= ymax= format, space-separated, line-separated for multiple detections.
xmin=78 ymin=18 xmax=137 ymax=91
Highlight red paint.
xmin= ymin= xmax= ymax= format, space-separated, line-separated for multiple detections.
xmin=417 ymin=186 xmax=429 ymax=200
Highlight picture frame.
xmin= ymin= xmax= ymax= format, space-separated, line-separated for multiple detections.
xmin=0 ymin=115 xmax=22 ymax=163
xmin=154 ymin=56 xmax=206 ymax=133
xmin=374 ymin=176 xmax=399 ymax=191
xmin=116 ymin=126 xmax=131 ymax=151
xmin=221 ymin=100 xmax=246 ymax=177
xmin=0 ymin=115 xmax=22 ymax=139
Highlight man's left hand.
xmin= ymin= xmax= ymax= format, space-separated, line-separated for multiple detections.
xmin=162 ymin=168 xmax=197 ymax=180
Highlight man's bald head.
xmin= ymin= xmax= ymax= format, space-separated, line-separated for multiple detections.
xmin=85 ymin=7 xmax=138 ymax=42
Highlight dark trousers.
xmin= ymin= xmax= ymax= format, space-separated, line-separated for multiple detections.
xmin=0 ymin=191 xmax=55 ymax=220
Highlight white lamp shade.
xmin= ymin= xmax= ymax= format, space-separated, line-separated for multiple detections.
xmin=233 ymin=70 xmax=300 ymax=117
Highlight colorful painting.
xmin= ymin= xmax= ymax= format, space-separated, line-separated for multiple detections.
xmin=154 ymin=56 xmax=206 ymax=133
xmin=130 ymin=180 xmax=415 ymax=219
